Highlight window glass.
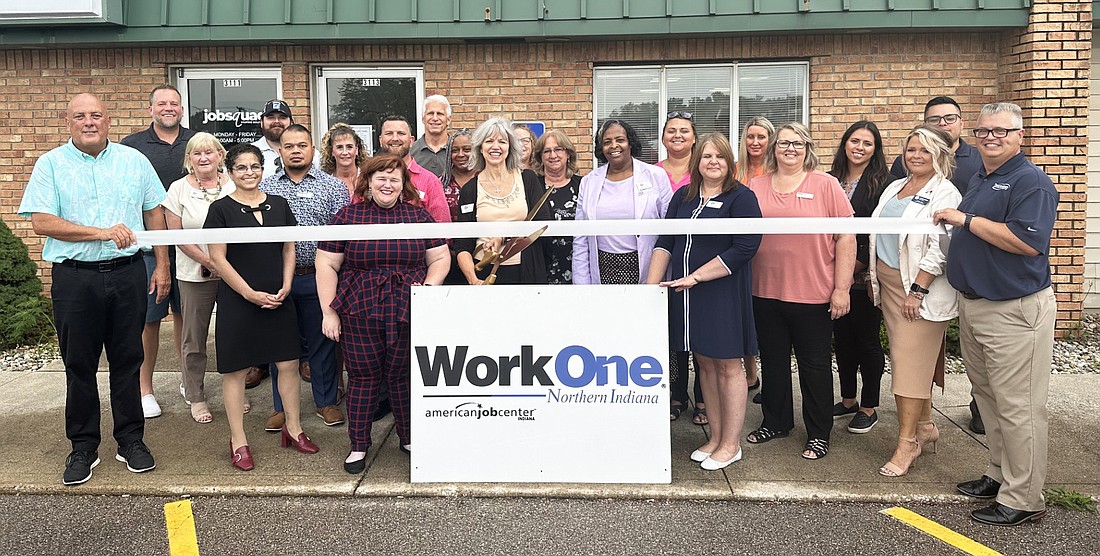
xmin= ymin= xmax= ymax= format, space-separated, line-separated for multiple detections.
xmin=315 ymin=68 xmax=424 ymax=157
xmin=593 ymin=63 xmax=807 ymax=164
xmin=177 ymin=70 xmax=280 ymax=147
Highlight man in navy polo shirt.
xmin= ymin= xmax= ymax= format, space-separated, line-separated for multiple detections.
xmin=934 ymin=102 xmax=1058 ymax=527
xmin=893 ymin=95 xmax=987 ymax=434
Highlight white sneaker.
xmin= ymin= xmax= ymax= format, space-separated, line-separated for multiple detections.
xmin=141 ymin=394 xmax=162 ymax=418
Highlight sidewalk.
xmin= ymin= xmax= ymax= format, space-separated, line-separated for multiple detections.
xmin=2 ymin=322 xmax=1097 ymax=502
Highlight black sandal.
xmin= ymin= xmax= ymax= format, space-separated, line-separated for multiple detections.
xmin=692 ymin=407 xmax=709 ymax=426
xmin=746 ymin=426 xmax=789 ymax=444
xmin=802 ymin=438 xmax=829 ymax=460
xmin=670 ymin=402 xmax=685 ymax=421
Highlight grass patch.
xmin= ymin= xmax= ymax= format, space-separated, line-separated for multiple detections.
xmin=1044 ymin=487 xmax=1098 ymax=514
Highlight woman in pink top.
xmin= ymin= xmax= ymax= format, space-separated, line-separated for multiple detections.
xmin=656 ymin=111 xmax=703 ymax=423
xmin=745 ymin=122 xmax=856 ymax=460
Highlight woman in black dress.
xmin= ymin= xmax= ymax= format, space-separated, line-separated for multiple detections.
xmin=646 ymin=133 xmax=762 ymax=470
xmin=205 ymin=143 xmax=319 ymax=471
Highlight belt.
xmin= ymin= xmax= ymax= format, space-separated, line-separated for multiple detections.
xmin=961 ymin=291 xmax=984 ymax=300
xmin=294 ymin=265 xmax=316 ymax=275
xmin=57 ymin=252 xmax=143 ymax=273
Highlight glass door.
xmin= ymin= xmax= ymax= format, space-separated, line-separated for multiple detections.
xmin=176 ymin=67 xmax=282 ymax=148
xmin=314 ymin=67 xmax=425 ymax=157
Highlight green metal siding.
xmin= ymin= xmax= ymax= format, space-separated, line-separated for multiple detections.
xmin=0 ymin=0 xmax=1033 ymax=46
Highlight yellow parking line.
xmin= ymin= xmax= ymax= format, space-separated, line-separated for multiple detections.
xmin=881 ymin=507 xmax=1002 ymax=556
xmin=164 ymin=499 xmax=201 ymax=556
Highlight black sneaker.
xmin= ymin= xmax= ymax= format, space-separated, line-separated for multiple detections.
xmin=115 ymin=440 xmax=156 ymax=473
xmin=847 ymin=410 xmax=879 ymax=433
xmin=832 ymin=401 xmax=859 ymax=418
xmin=62 ymin=450 xmax=100 ymax=485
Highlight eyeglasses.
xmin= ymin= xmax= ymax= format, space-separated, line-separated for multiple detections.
xmin=666 ymin=111 xmax=693 ymax=121
xmin=232 ymin=164 xmax=264 ymax=173
xmin=775 ymin=140 xmax=807 ymax=150
xmin=541 ymin=147 xmax=567 ymax=156
xmin=925 ymin=114 xmax=962 ymax=125
xmin=972 ymin=128 xmax=1022 ymax=138
xmin=518 ymin=138 xmax=533 ymax=145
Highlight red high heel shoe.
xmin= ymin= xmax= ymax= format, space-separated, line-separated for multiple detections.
xmin=231 ymin=442 xmax=254 ymax=471
xmin=280 ymin=426 xmax=319 ymax=454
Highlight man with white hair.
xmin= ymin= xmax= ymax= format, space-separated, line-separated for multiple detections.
xmin=933 ymin=102 xmax=1058 ymax=527
xmin=411 ymin=94 xmax=453 ymax=181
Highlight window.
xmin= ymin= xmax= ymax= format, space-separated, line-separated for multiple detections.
xmin=313 ymin=67 xmax=425 ymax=157
xmin=176 ymin=67 xmax=282 ymax=147
xmin=593 ymin=62 xmax=808 ymax=164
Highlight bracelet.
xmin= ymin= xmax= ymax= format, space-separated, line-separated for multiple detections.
xmin=691 ymin=274 xmax=702 ymax=284
xmin=908 ymin=291 xmax=926 ymax=300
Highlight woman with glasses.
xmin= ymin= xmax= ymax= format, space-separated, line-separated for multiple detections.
xmin=204 ymin=143 xmax=319 ymax=471
xmin=319 ymin=123 xmax=367 ymax=199
xmin=869 ymin=125 xmax=961 ymax=477
xmin=512 ymin=123 xmax=535 ymax=170
xmin=647 ymin=132 xmax=762 ymax=470
xmin=573 ymin=119 xmax=673 ymax=285
xmin=656 ymin=111 xmax=705 ymax=423
xmin=163 ymin=132 xmax=234 ymax=425
xmin=531 ymin=130 xmax=582 ymax=285
xmin=827 ymin=121 xmax=891 ymax=435
xmin=745 ymin=122 xmax=855 ymax=461
xmin=455 ymin=117 xmax=550 ymax=285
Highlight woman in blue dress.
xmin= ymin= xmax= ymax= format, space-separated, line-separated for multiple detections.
xmin=646 ymin=132 xmax=762 ymax=471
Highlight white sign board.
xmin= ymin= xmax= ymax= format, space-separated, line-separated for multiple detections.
xmin=411 ymin=285 xmax=670 ymax=483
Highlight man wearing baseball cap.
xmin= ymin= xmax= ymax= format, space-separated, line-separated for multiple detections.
xmin=252 ymin=99 xmax=293 ymax=179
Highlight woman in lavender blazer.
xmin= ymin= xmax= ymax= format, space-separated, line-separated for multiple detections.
xmin=573 ymin=120 xmax=673 ymax=285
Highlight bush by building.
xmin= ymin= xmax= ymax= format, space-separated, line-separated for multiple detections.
xmin=0 ymin=219 xmax=54 ymax=349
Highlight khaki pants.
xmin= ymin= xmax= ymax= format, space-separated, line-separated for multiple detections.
xmin=178 ymin=280 xmax=219 ymax=404
xmin=958 ymin=287 xmax=1055 ymax=511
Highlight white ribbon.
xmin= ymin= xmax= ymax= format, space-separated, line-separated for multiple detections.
xmin=135 ymin=217 xmax=945 ymax=246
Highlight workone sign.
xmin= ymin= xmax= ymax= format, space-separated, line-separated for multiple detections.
xmin=410 ymin=285 xmax=670 ymax=483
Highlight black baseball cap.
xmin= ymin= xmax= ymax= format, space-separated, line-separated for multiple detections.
xmin=262 ymin=99 xmax=292 ymax=119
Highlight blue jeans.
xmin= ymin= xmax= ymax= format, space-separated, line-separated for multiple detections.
xmin=271 ymin=273 xmax=339 ymax=411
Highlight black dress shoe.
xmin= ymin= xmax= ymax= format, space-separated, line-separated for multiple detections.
xmin=969 ymin=399 xmax=985 ymax=434
xmin=971 ymin=502 xmax=1046 ymax=526
xmin=957 ymin=476 xmax=1001 ymax=499
xmin=344 ymin=456 xmax=366 ymax=474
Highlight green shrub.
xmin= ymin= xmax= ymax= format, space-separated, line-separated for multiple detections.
xmin=0 ymin=218 xmax=55 ymax=349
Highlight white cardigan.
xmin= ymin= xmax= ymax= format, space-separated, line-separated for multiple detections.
xmin=868 ymin=176 xmax=962 ymax=322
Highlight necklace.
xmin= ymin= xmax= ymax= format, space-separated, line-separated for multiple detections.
xmin=482 ymin=179 xmax=520 ymax=207
xmin=195 ymin=174 xmax=224 ymax=202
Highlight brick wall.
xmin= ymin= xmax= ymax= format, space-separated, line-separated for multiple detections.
xmin=998 ymin=0 xmax=1092 ymax=332
xmin=0 ymin=28 xmax=1086 ymax=330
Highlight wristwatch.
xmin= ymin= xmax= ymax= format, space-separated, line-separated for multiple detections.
xmin=910 ymin=283 xmax=930 ymax=295
xmin=963 ymin=213 xmax=975 ymax=230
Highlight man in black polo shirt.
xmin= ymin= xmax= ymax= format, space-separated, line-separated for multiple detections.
xmin=121 ymin=84 xmax=196 ymax=419
xmin=892 ymin=95 xmax=986 ymax=434
xmin=934 ymin=102 xmax=1058 ymax=527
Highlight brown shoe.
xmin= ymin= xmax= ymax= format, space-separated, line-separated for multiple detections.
xmin=316 ymin=405 xmax=345 ymax=426
xmin=265 ymin=411 xmax=285 ymax=432
xmin=299 ymin=360 xmax=311 ymax=383
xmin=244 ymin=366 xmax=269 ymax=389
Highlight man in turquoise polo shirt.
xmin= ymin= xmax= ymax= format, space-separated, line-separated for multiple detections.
xmin=19 ymin=93 xmax=169 ymax=486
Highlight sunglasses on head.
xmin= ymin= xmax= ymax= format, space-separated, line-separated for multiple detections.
xmin=666 ymin=111 xmax=693 ymax=121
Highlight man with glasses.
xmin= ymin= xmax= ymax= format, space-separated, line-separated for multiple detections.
xmin=411 ymin=94 xmax=453 ymax=181
xmin=933 ymin=102 xmax=1058 ymax=527
xmin=891 ymin=95 xmax=987 ymax=434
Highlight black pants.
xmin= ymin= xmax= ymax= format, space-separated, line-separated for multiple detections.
xmin=52 ymin=260 xmax=147 ymax=452
xmin=832 ymin=286 xmax=885 ymax=408
xmin=669 ymin=351 xmax=704 ymax=407
xmin=753 ymin=296 xmax=834 ymax=441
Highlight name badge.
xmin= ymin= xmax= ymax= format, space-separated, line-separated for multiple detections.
xmin=296 ymin=191 xmax=314 ymax=199
xmin=418 ymin=190 xmax=426 ymax=200
xmin=796 ymin=192 xmax=814 ymax=200
xmin=461 ymin=203 xmax=475 ymax=214
xmin=637 ymin=181 xmax=652 ymax=192
xmin=912 ymin=195 xmax=930 ymax=206
xmin=189 ymin=190 xmax=206 ymax=199
xmin=705 ymin=200 xmax=723 ymax=209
